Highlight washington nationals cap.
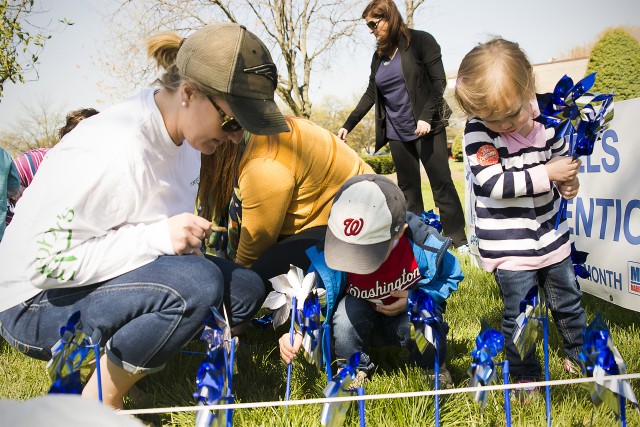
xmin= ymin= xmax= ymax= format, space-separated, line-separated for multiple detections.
xmin=176 ymin=23 xmax=289 ymax=135
xmin=325 ymin=174 xmax=407 ymax=274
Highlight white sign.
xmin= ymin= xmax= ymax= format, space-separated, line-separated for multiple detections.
xmin=567 ymin=97 xmax=640 ymax=312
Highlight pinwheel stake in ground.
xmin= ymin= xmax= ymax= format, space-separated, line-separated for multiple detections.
xmin=535 ymin=72 xmax=614 ymax=229
xmin=512 ymin=285 xmax=551 ymax=426
xmin=321 ymin=352 xmax=365 ymax=427
xmin=264 ymin=265 xmax=321 ymax=402
xmin=469 ymin=324 xmax=511 ymax=427
xmin=47 ymin=311 xmax=102 ymax=402
xmin=194 ymin=307 xmax=236 ymax=427
xmin=579 ymin=313 xmax=639 ymax=427
xmin=408 ymin=288 xmax=445 ymax=427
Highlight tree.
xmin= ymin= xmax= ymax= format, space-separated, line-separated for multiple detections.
xmin=0 ymin=0 xmax=71 ymax=98
xmin=0 ymin=98 xmax=65 ymax=156
xmin=103 ymin=0 xmax=360 ymax=117
xmin=311 ymin=95 xmax=376 ymax=155
xmin=586 ymin=27 xmax=640 ymax=101
xmin=404 ymin=0 xmax=426 ymax=29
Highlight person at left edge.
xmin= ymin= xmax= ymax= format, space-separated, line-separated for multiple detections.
xmin=0 ymin=23 xmax=288 ymax=408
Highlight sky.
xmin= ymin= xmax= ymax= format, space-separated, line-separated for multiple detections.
xmin=1 ymin=0 xmax=639 ymax=131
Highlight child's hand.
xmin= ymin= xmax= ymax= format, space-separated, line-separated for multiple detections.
xmin=278 ymin=332 xmax=303 ymax=364
xmin=545 ymin=157 xmax=581 ymax=183
xmin=376 ymin=290 xmax=409 ymax=316
xmin=557 ymin=176 xmax=580 ymax=200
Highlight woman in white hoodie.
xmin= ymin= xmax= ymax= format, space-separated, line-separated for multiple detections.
xmin=0 ymin=23 xmax=289 ymax=408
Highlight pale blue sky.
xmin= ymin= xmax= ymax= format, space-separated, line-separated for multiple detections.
xmin=1 ymin=0 xmax=638 ymax=131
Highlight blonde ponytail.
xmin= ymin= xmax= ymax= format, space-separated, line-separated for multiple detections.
xmin=146 ymin=32 xmax=183 ymax=70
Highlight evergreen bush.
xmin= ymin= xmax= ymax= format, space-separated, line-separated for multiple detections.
xmin=586 ymin=28 xmax=640 ymax=101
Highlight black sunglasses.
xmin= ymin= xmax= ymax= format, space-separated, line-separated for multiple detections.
xmin=207 ymin=97 xmax=243 ymax=133
xmin=366 ymin=17 xmax=383 ymax=30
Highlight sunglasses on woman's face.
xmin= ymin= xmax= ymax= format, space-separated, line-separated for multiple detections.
xmin=366 ymin=17 xmax=383 ymax=30
xmin=208 ymin=97 xmax=243 ymax=133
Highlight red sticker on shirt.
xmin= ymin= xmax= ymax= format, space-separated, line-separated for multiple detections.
xmin=476 ymin=144 xmax=499 ymax=166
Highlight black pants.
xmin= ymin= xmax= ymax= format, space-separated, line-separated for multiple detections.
xmin=388 ymin=129 xmax=467 ymax=247
xmin=250 ymin=226 xmax=327 ymax=294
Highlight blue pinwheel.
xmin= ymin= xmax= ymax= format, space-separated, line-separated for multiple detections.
xmin=194 ymin=307 xmax=236 ymax=427
xmin=419 ymin=210 xmax=443 ymax=233
xmin=579 ymin=314 xmax=639 ymax=426
xmin=512 ymin=285 xmax=543 ymax=359
xmin=469 ymin=327 xmax=504 ymax=409
xmin=321 ymin=352 xmax=361 ymax=427
xmin=407 ymin=288 xmax=445 ymax=426
xmin=407 ymin=288 xmax=444 ymax=354
xmin=47 ymin=311 xmax=100 ymax=398
xmin=299 ymin=292 xmax=323 ymax=368
xmin=571 ymin=242 xmax=590 ymax=285
xmin=535 ymin=73 xmax=615 ymax=229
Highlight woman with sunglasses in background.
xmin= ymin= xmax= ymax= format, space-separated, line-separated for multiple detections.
xmin=199 ymin=114 xmax=373 ymax=297
xmin=0 ymin=23 xmax=285 ymax=408
xmin=338 ymin=0 xmax=468 ymax=252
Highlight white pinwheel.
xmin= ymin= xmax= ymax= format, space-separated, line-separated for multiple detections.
xmin=262 ymin=265 xmax=320 ymax=329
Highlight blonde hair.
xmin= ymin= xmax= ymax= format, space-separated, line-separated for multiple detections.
xmin=454 ymin=38 xmax=535 ymax=119
xmin=145 ymin=32 xmax=222 ymax=97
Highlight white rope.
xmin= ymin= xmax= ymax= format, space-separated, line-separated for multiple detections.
xmin=119 ymin=372 xmax=640 ymax=416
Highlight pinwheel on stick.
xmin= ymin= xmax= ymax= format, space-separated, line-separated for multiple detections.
xmin=47 ymin=311 xmax=101 ymax=400
xmin=407 ymin=288 xmax=445 ymax=427
xmin=321 ymin=352 xmax=363 ymax=427
xmin=469 ymin=325 xmax=505 ymax=409
xmin=579 ymin=313 xmax=639 ymax=426
xmin=264 ymin=265 xmax=324 ymax=401
xmin=535 ymin=73 xmax=614 ymax=229
xmin=194 ymin=307 xmax=236 ymax=427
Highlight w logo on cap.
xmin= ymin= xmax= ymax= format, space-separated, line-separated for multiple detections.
xmin=343 ymin=218 xmax=364 ymax=236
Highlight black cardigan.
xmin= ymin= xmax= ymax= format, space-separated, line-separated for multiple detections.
xmin=342 ymin=29 xmax=452 ymax=153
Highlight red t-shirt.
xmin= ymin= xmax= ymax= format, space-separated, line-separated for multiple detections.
xmin=345 ymin=235 xmax=421 ymax=306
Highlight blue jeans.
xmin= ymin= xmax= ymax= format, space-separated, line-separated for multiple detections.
xmin=332 ymin=295 xmax=448 ymax=373
xmin=494 ymin=256 xmax=586 ymax=380
xmin=0 ymin=255 xmax=264 ymax=374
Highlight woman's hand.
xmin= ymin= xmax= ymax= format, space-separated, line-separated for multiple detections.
xmin=376 ymin=290 xmax=409 ymax=316
xmin=337 ymin=128 xmax=349 ymax=141
xmin=545 ymin=157 xmax=581 ymax=183
xmin=279 ymin=332 xmax=303 ymax=364
xmin=414 ymin=120 xmax=432 ymax=137
xmin=557 ymin=176 xmax=580 ymax=200
xmin=167 ymin=213 xmax=212 ymax=256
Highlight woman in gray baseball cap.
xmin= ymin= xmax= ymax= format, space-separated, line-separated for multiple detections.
xmin=0 ymin=23 xmax=285 ymax=408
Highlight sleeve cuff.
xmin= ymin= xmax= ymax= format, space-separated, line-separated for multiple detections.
xmin=144 ymin=219 xmax=175 ymax=255
xmin=530 ymin=165 xmax=551 ymax=194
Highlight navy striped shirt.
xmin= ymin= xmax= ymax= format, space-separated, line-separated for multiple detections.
xmin=465 ymin=117 xmax=571 ymax=271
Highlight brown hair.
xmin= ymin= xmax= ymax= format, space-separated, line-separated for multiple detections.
xmin=198 ymin=117 xmax=298 ymax=224
xmin=454 ymin=38 xmax=536 ymax=119
xmin=363 ymin=0 xmax=411 ymax=57
xmin=198 ymin=141 xmax=243 ymax=224
xmin=58 ymin=108 xmax=99 ymax=139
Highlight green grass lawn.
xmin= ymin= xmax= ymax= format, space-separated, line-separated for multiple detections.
xmin=1 ymin=163 xmax=639 ymax=426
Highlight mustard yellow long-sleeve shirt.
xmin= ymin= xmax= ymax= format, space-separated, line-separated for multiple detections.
xmin=235 ymin=118 xmax=373 ymax=267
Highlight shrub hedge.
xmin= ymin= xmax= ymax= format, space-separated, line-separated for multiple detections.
xmin=363 ymin=154 xmax=396 ymax=174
